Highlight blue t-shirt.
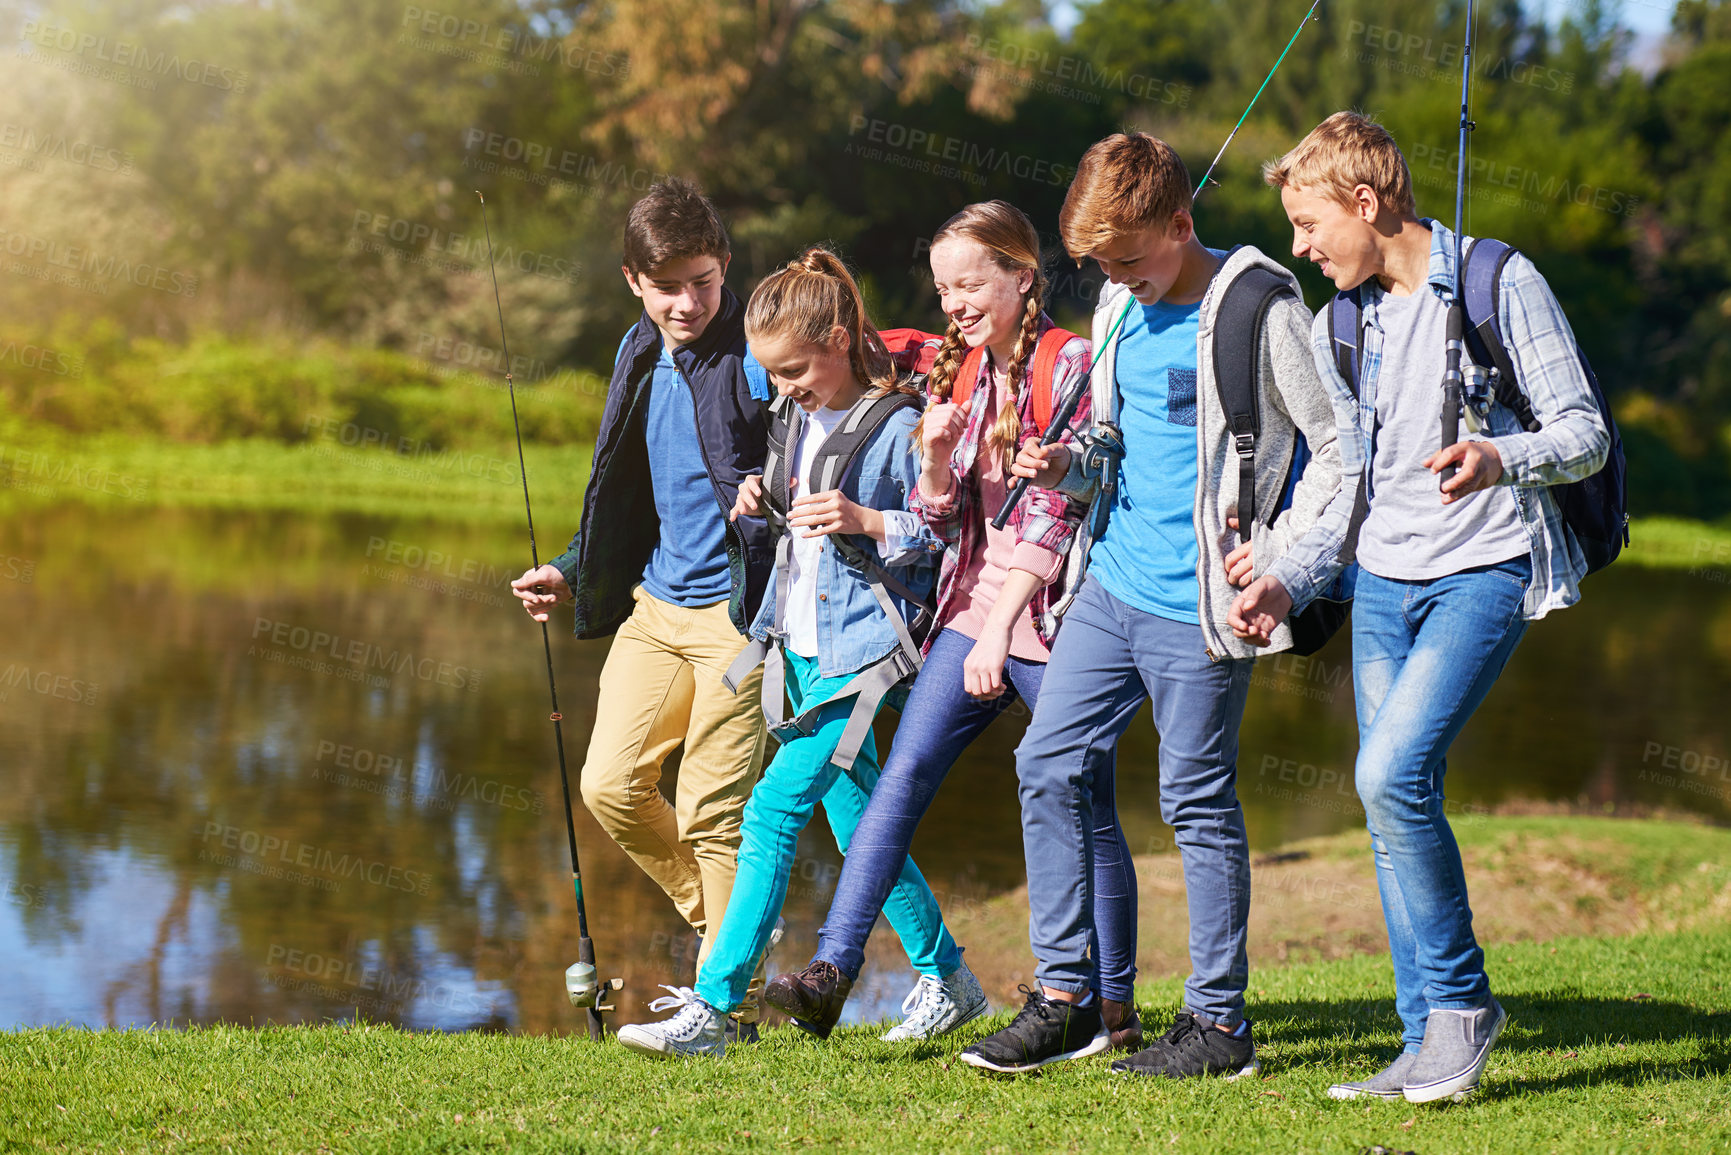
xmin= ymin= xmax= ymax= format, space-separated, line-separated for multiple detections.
xmin=639 ymin=344 xmax=732 ymax=606
xmin=1087 ymin=299 xmax=1203 ymax=624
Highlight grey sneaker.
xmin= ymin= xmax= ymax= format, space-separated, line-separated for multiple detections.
xmin=1404 ymin=999 xmax=1507 ymax=1103
xmin=881 ymin=962 xmax=988 ymax=1042
xmin=616 ymin=986 xmax=726 ymax=1059
xmin=1327 ymin=1050 xmax=1419 ymax=1100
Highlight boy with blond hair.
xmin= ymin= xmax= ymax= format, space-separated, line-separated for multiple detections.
xmin=1237 ymin=112 xmax=1610 ymax=1101
xmin=961 ymin=133 xmax=1341 ymax=1075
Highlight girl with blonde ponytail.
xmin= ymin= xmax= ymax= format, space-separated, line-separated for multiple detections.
xmin=766 ymin=203 xmax=1145 ymax=1054
xmin=619 ymin=246 xmax=964 ymax=1058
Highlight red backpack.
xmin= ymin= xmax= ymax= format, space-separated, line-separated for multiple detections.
xmin=877 ymin=326 xmax=1078 ymax=436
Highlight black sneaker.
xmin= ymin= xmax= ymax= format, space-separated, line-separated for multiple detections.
xmin=763 ymin=961 xmax=852 ymax=1040
xmin=1111 ymin=1011 xmax=1259 ymax=1079
xmin=725 ymin=1018 xmax=760 ymax=1046
xmin=959 ymin=986 xmax=1109 ymax=1074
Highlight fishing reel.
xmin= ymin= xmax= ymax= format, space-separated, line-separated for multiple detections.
xmin=565 ymin=961 xmax=624 ymax=1011
xmin=1461 ymin=362 xmax=1497 ymax=434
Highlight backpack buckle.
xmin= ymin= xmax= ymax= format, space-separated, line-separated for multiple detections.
xmin=1233 ymin=431 xmax=1256 ymax=458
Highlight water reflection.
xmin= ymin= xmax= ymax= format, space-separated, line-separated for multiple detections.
xmin=1 ymin=505 xmax=1725 ymax=1034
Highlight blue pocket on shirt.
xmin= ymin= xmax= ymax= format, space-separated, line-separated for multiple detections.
xmin=1166 ymin=367 xmax=1197 ymax=427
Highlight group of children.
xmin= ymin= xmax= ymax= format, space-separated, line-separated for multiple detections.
xmin=509 ymin=111 xmax=1611 ymax=1104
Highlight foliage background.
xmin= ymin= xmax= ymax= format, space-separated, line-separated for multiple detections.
xmin=1 ymin=0 xmax=1728 ymax=518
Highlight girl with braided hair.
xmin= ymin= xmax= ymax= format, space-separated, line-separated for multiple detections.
xmin=618 ymin=246 xmax=963 ymax=1058
xmin=766 ymin=202 xmax=1144 ymax=1054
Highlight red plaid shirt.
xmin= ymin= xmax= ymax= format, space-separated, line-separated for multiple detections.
xmin=909 ymin=319 xmax=1092 ymax=653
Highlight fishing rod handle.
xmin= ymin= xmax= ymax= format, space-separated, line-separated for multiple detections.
xmin=990 ymin=376 xmax=1091 ymax=531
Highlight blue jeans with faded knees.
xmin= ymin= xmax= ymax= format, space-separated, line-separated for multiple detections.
xmin=1351 ymin=554 xmax=1531 ymax=1049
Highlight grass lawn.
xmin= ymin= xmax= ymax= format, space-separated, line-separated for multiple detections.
xmin=5 ymin=817 xmax=1728 ymax=1153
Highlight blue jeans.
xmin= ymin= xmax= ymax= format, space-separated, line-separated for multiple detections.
xmin=1352 ymin=555 xmax=1531 ymax=1048
xmin=1017 ymin=576 xmax=1254 ymax=1026
xmin=695 ymin=651 xmax=960 ymax=1013
xmin=811 ymin=627 xmax=1141 ymax=1000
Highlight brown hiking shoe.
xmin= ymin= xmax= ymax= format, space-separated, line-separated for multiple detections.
xmin=1101 ymin=998 xmax=1145 ymax=1051
xmin=764 ymin=961 xmax=853 ymax=1039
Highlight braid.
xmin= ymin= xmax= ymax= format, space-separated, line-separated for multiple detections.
xmin=913 ymin=319 xmax=967 ymax=448
xmin=985 ymin=278 xmax=1046 ymax=469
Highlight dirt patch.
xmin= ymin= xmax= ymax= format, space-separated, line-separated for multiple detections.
xmin=854 ymin=821 xmax=1731 ymax=1009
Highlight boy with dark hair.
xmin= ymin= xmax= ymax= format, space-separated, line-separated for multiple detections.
xmin=511 ymin=177 xmax=774 ymax=1031
xmin=960 ymin=133 xmax=1342 ymax=1075
xmin=1239 ymin=111 xmax=1611 ymax=1102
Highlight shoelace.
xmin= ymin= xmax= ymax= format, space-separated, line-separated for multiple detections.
xmin=1005 ymin=984 xmax=1056 ymax=1031
xmin=898 ymin=974 xmax=947 ymax=1027
xmin=645 ymin=984 xmax=710 ymax=1036
xmin=1162 ymin=1011 xmax=1206 ymax=1051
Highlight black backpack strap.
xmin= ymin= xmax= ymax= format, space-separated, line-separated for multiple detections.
xmin=1212 ymin=264 xmax=1293 ymax=535
xmin=1459 ymin=237 xmax=1541 ymax=433
xmin=1327 ymin=288 xmax=1364 ymax=399
xmin=761 ymin=395 xmax=802 ymax=531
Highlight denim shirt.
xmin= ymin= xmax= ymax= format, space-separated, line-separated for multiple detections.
xmin=1265 ymin=221 xmax=1610 ymax=621
xmin=748 ymin=401 xmax=943 ymax=678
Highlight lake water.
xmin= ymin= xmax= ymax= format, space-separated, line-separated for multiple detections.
xmin=1 ymin=504 xmax=1726 ymax=1034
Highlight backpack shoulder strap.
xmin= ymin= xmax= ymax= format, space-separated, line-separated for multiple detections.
xmin=808 ymin=390 xmax=922 ymax=495
xmin=762 ymin=395 xmax=802 ymax=526
xmin=1212 ymin=264 xmax=1293 ymax=534
xmin=1459 ymin=237 xmax=1539 ymax=432
xmin=948 ymin=346 xmax=988 ymax=409
xmin=1027 ymin=327 xmax=1076 ymax=436
xmin=1326 ymin=289 xmax=1363 ymax=398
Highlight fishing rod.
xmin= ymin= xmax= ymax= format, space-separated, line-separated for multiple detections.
xmin=476 ymin=190 xmax=620 ymax=1041
xmin=1439 ymin=0 xmax=1477 ymax=484
xmin=992 ymin=0 xmax=1323 ymax=530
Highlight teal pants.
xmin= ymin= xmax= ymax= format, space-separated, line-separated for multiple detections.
xmin=695 ymin=651 xmax=961 ymax=1013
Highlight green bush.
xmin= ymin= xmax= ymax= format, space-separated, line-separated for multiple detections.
xmin=0 ymin=325 xmax=606 ymax=451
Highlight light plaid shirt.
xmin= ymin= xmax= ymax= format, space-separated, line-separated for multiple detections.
xmin=909 ymin=319 xmax=1092 ymax=651
xmin=1266 ymin=221 xmax=1610 ymax=620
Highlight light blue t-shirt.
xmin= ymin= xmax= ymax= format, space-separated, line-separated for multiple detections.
xmin=639 ymin=345 xmax=732 ymax=606
xmin=1087 ymin=299 xmax=1203 ymax=624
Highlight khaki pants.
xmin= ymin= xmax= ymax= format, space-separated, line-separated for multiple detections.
xmin=580 ymin=585 xmax=769 ymax=1018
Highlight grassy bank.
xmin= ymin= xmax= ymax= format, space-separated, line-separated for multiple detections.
xmin=4 ymin=816 xmax=1727 ymax=1153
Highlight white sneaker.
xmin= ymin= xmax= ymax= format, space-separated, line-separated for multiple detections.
xmin=616 ymin=986 xmax=726 ymax=1058
xmin=880 ymin=962 xmax=988 ymax=1042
